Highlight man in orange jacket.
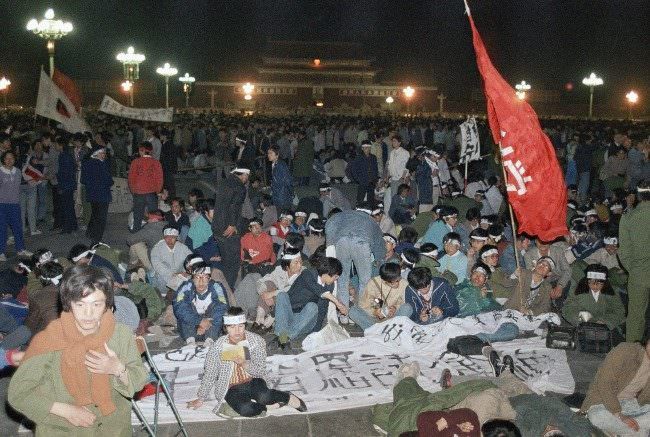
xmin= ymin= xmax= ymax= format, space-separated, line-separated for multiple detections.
xmin=128 ymin=141 xmax=163 ymax=232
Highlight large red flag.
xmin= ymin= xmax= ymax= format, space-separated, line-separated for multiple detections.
xmin=464 ymin=1 xmax=567 ymax=241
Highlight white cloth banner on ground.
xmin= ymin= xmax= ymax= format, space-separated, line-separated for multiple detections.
xmin=133 ymin=311 xmax=573 ymax=425
xmin=459 ymin=116 xmax=481 ymax=163
xmin=35 ymin=70 xmax=90 ymax=133
xmin=99 ymin=95 xmax=174 ymax=123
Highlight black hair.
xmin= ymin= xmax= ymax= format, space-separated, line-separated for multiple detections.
xmin=481 ymin=419 xmax=522 ymax=437
xmin=466 ymin=207 xmax=481 ymax=222
xmin=279 ymin=249 xmax=302 ymax=270
xmin=397 ymin=183 xmax=410 ymax=195
xmin=469 ymin=228 xmax=489 ymax=241
xmin=401 ymin=248 xmax=421 ymax=266
xmin=59 ymin=265 xmax=114 ymax=312
xmin=443 ymin=232 xmax=462 ymax=245
xmin=419 ymin=242 xmax=438 ymax=255
xmin=398 ymin=226 xmax=419 ymax=244
xmin=268 ymin=144 xmax=280 ymax=155
xmin=472 ymin=261 xmax=492 ymax=279
xmin=162 ymin=224 xmax=178 ymax=236
xmin=38 ymin=261 xmax=64 ymax=286
xmin=479 ymin=244 xmax=499 ymax=259
xmin=407 ymin=266 xmax=432 ymax=290
xmin=226 ymin=306 xmax=245 ymax=317
xmin=328 ymin=207 xmax=342 ymax=218
xmin=308 ymin=244 xmax=327 ymax=268
xmin=574 ymin=264 xmax=615 ymax=296
xmin=1 ymin=150 xmax=15 ymax=165
xmin=639 ymin=179 xmax=650 ymax=202
xmin=379 ymin=262 xmax=402 ymax=282
xmin=285 ymin=232 xmax=305 ymax=251
xmin=488 ymin=223 xmax=504 ymax=237
xmin=188 ymin=188 xmax=204 ymax=198
xmin=68 ymin=243 xmax=91 ymax=261
xmin=197 ymin=198 xmax=215 ymax=214
xmin=316 ymin=257 xmax=343 ymax=277
xmin=183 ymin=253 xmax=204 ymax=271
xmin=170 ymin=197 xmax=185 ymax=208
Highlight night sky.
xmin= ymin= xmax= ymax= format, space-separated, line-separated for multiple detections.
xmin=1 ymin=0 xmax=648 ymax=110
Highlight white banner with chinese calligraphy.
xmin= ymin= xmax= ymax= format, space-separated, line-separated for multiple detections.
xmin=99 ymin=95 xmax=174 ymax=123
xmin=459 ymin=116 xmax=481 ymax=163
xmin=133 ymin=312 xmax=573 ymax=424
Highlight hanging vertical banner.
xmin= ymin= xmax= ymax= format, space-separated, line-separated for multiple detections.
xmin=459 ymin=116 xmax=481 ymax=163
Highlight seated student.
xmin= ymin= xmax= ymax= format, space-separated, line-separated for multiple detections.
xmin=269 ymin=213 xmax=293 ymax=247
xmin=240 ymin=218 xmax=276 ymax=277
xmin=500 ymin=233 xmax=531 ymax=276
xmin=456 ymin=207 xmax=482 ymax=249
xmin=420 ymin=205 xmax=459 ymax=249
xmin=253 ymin=249 xmax=305 ymax=331
xmin=416 ymin=242 xmax=458 ymax=284
xmin=126 ymin=209 xmax=167 ymax=271
xmin=24 ymin=261 xmax=63 ymax=336
xmin=388 ymin=183 xmax=417 ymax=225
xmin=455 ymin=263 xmax=502 ymax=317
xmin=487 ymin=223 xmax=507 ymax=253
xmin=186 ymin=198 xmax=214 ymax=250
xmin=349 ymin=263 xmax=413 ymax=330
xmin=505 ymin=257 xmax=555 ymax=315
xmin=173 ymin=263 xmax=230 ymax=345
xmin=303 ymin=219 xmax=325 ymax=258
xmin=69 ymin=244 xmax=124 ymax=284
xmin=273 ymin=257 xmax=346 ymax=350
xmin=562 ymin=264 xmax=625 ymax=330
xmin=465 ymin=228 xmax=489 ymax=275
xmin=8 ymin=265 xmax=147 ymax=436
xmin=400 ymin=248 xmax=420 ymax=280
xmin=277 ymin=232 xmax=307 ymax=264
xmin=289 ymin=211 xmax=308 ymax=235
xmin=478 ymin=244 xmax=513 ymax=299
xmin=438 ymin=232 xmax=468 ymax=285
xmin=582 ymin=339 xmax=650 ymax=436
xmin=188 ymin=307 xmax=306 ymax=417
xmin=150 ymin=226 xmax=193 ymax=296
xmin=382 ymin=233 xmax=400 ymax=265
xmin=372 ymin=203 xmax=396 ymax=236
xmin=25 ymin=249 xmax=60 ymax=298
xmin=185 ymin=187 xmax=204 ymax=220
xmin=164 ymin=197 xmax=190 ymax=243
xmin=395 ymin=226 xmax=419 ymax=255
xmin=405 ymin=267 xmax=459 ymax=325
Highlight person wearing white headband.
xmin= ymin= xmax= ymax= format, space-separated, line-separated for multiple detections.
xmin=269 ymin=214 xmax=292 ymax=246
xmin=173 ymin=262 xmax=230 ymax=345
xmin=319 ymin=182 xmax=352 ymax=217
xmin=188 ymin=306 xmax=307 ymax=416
xmin=68 ymin=243 xmax=126 ymax=285
xmin=405 ymin=266 xmax=459 ymax=325
xmin=583 ymin=235 xmax=622 ymax=271
xmin=523 ymin=240 xmax=571 ymax=303
xmin=454 ymin=263 xmax=502 ymax=317
xmin=478 ymin=244 xmax=513 ymax=299
xmin=25 ymin=261 xmax=64 ymax=335
xmin=213 ymin=163 xmax=249 ymax=288
xmin=505 ymin=256 xmax=554 ymax=316
xmin=290 ymin=211 xmax=309 ymax=236
xmin=149 ymin=225 xmax=192 ymax=296
xmin=439 ymin=232 xmax=467 ymax=285
xmin=562 ymin=264 xmax=624 ymax=331
xmin=420 ymin=206 xmax=459 ymax=249
xmin=303 ymin=219 xmax=325 ymax=258
xmin=348 ymin=140 xmax=380 ymax=208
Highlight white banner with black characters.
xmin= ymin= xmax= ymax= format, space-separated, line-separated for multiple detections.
xmin=459 ymin=116 xmax=481 ymax=163
xmin=133 ymin=312 xmax=573 ymax=424
xmin=99 ymin=95 xmax=174 ymax=123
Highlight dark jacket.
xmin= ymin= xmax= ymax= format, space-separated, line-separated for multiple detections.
xmin=159 ymin=140 xmax=178 ymax=174
xmin=414 ymin=160 xmax=433 ymax=204
xmin=347 ymin=154 xmax=379 ymax=187
xmin=57 ymin=149 xmax=77 ymax=192
xmin=164 ymin=211 xmax=190 ymax=231
xmin=286 ymin=269 xmax=334 ymax=332
xmin=405 ymin=278 xmax=459 ymax=324
xmin=271 ymin=160 xmax=294 ymax=209
xmin=24 ymin=284 xmax=60 ymax=335
xmin=81 ymin=158 xmax=113 ymax=203
xmin=232 ymin=145 xmax=256 ymax=170
xmin=173 ymin=279 xmax=230 ymax=335
xmin=212 ymin=174 xmax=247 ymax=236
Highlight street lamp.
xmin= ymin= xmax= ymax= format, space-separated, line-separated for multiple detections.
xmin=625 ymin=90 xmax=639 ymax=119
xmin=402 ymin=86 xmax=415 ymax=113
xmin=582 ymin=72 xmax=604 ymax=119
xmin=26 ymin=8 xmax=73 ymax=77
xmin=515 ymin=80 xmax=531 ymax=100
xmin=156 ymin=62 xmax=178 ymax=108
xmin=179 ymin=73 xmax=195 ymax=107
xmin=242 ymin=82 xmax=255 ymax=101
xmin=116 ymin=46 xmax=145 ymax=106
xmin=0 ymin=77 xmax=10 ymax=108
xmin=385 ymin=96 xmax=394 ymax=104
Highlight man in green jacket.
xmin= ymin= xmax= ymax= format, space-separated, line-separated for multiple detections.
xmin=619 ymin=180 xmax=650 ymax=342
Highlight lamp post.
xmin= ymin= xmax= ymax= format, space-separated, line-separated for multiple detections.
xmin=121 ymin=81 xmax=132 ymax=105
xmin=402 ymin=86 xmax=415 ymax=114
xmin=437 ymin=93 xmax=446 ymax=114
xmin=582 ymin=72 xmax=603 ymax=119
xmin=242 ymin=82 xmax=255 ymax=102
xmin=179 ymin=73 xmax=195 ymax=107
xmin=0 ymin=77 xmax=10 ymax=108
xmin=156 ymin=63 xmax=178 ymax=108
xmin=625 ymin=91 xmax=638 ymax=120
xmin=116 ymin=46 xmax=145 ymax=106
xmin=515 ymin=80 xmax=531 ymax=100
xmin=26 ymin=9 xmax=73 ymax=77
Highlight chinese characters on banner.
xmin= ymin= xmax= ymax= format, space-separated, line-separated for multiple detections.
xmin=99 ymin=95 xmax=174 ymax=123
xmin=459 ymin=116 xmax=481 ymax=163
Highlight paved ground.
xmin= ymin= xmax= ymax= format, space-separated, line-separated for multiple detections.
xmin=0 ymin=173 xmax=606 ymax=436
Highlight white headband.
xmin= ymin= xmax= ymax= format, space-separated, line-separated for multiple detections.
xmin=192 ymin=266 xmax=211 ymax=275
xmin=471 ymin=235 xmax=488 ymax=241
xmin=445 ymin=239 xmax=461 ymax=247
xmin=231 ymin=168 xmax=251 ymax=175
xmin=609 ymin=204 xmax=623 ymax=211
xmin=537 ymin=256 xmax=555 ymax=271
xmin=400 ymin=253 xmax=415 ymax=266
xmin=421 ymin=249 xmax=438 ymax=258
xmin=489 ymin=234 xmax=502 ymax=242
xmin=481 ymin=248 xmax=499 ymax=258
xmin=567 ymin=202 xmax=577 ymax=210
xmin=361 ymin=143 xmax=372 ymax=148
xmin=443 ymin=213 xmax=458 ymax=219
xmin=295 ymin=212 xmax=307 ymax=218
xmin=308 ymin=225 xmax=323 ymax=233
xmin=587 ymin=271 xmax=607 ymax=281
xmin=638 ymin=187 xmax=650 ymax=193
xmin=91 ymin=147 xmax=106 ymax=158
xmin=72 ymin=249 xmax=95 ymax=263
xmin=473 ymin=266 xmax=489 ymax=276
xmin=38 ymin=251 xmax=54 ymax=265
xmin=480 ymin=218 xmax=491 ymax=225
xmin=584 ymin=209 xmax=597 ymax=216
xmin=371 ymin=208 xmax=382 ymax=216
xmin=383 ymin=235 xmax=397 ymax=245
xmin=282 ymin=252 xmax=302 ymax=260
xmin=223 ymin=314 xmax=246 ymax=325
xmin=451 ymin=191 xmax=462 ymax=197
xmin=319 ymin=187 xmax=331 ymax=192
xmin=187 ymin=257 xmax=204 ymax=267
xmin=43 ymin=273 xmax=63 ymax=285
xmin=285 ymin=241 xmax=296 ymax=249
xmin=235 ymin=137 xmax=247 ymax=144
xmin=356 ymin=208 xmax=372 ymax=215
xmin=18 ymin=262 xmax=31 ymax=273
xmin=603 ymin=237 xmax=618 ymax=245
xmin=163 ymin=228 xmax=180 ymax=237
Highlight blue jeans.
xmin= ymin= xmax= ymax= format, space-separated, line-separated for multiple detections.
xmin=0 ymin=305 xmax=30 ymax=349
xmin=36 ymin=182 xmax=48 ymax=222
xmin=475 ymin=322 xmax=519 ymax=343
xmin=588 ymin=399 xmax=650 ymax=436
xmin=175 ymin=308 xmax=224 ymax=341
xmin=577 ymin=171 xmax=591 ymax=203
xmin=335 ymin=236 xmax=373 ymax=308
xmin=565 ymin=160 xmax=577 ymax=186
xmin=0 ymin=203 xmax=25 ymax=254
xmin=20 ymin=184 xmax=38 ymax=233
xmin=273 ymin=292 xmax=318 ymax=340
xmin=349 ymin=304 xmax=413 ymax=330
xmin=131 ymin=193 xmax=158 ymax=232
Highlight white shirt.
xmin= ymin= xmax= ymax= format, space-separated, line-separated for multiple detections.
xmin=591 ymin=290 xmax=600 ymax=302
xmin=386 ymin=147 xmax=410 ymax=181
xmin=193 ymin=291 xmax=213 ymax=315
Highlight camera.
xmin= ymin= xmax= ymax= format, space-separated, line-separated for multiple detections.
xmin=372 ymin=298 xmax=384 ymax=309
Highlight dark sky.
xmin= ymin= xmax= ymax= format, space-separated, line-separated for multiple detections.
xmin=1 ymin=0 xmax=648 ymax=110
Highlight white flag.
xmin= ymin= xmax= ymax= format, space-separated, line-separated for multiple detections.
xmin=35 ymin=70 xmax=89 ymax=133
xmin=99 ymin=95 xmax=174 ymax=123
xmin=459 ymin=116 xmax=481 ymax=163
